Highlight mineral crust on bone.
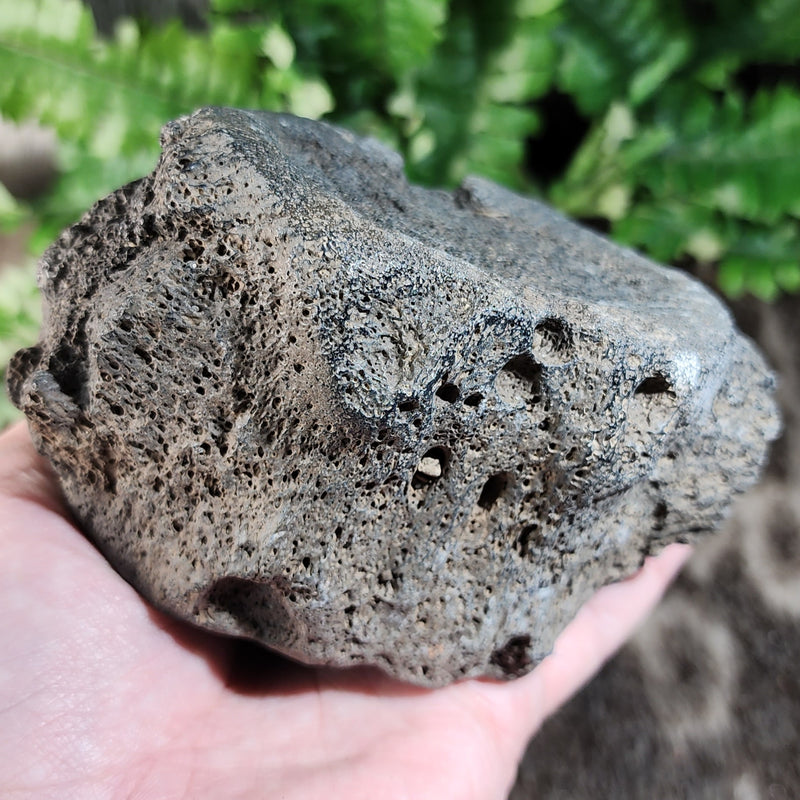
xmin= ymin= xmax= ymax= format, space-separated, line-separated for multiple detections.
xmin=7 ymin=108 xmax=780 ymax=686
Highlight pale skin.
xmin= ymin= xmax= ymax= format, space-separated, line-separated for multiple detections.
xmin=0 ymin=422 xmax=690 ymax=800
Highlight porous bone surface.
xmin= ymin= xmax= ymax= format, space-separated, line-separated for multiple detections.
xmin=7 ymin=108 xmax=780 ymax=686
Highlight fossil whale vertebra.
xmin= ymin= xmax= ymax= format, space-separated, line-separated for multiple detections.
xmin=8 ymin=108 xmax=779 ymax=685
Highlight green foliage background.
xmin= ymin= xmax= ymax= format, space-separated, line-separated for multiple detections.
xmin=2 ymin=0 xmax=800 ymax=424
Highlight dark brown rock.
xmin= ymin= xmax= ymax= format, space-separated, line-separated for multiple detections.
xmin=7 ymin=108 xmax=779 ymax=686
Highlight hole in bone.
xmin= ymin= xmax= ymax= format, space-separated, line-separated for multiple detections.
xmin=397 ymin=398 xmax=419 ymax=412
xmin=464 ymin=392 xmax=484 ymax=407
xmin=490 ymin=634 xmax=532 ymax=677
xmin=412 ymin=446 xmax=448 ymax=489
xmin=435 ymin=382 xmax=460 ymax=403
xmin=49 ymin=342 xmax=88 ymax=404
xmin=534 ymin=317 xmax=573 ymax=356
xmin=478 ymin=471 xmax=513 ymax=510
xmin=201 ymin=576 xmax=291 ymax=639
xmin=635 ymin=373 xmax=675 ymax=398
xmin=653 ymin=501 xmax=668 ymax=531
xmin=495 ymin=354 xmax=543 ymax=407
xmin=514 ymin=523 xmax=542 ymax=558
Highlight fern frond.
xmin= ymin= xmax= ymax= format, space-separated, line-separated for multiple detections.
xmin=2 ymin=0 xmax=799 ymax=307
xmin=551 ymin=82 xmax=800 ymax=296
xmin=0 ymin=182 xmax=28 ymax=232
xmin=611 ymin=202 xmax=726 ymax=264
xmin=398 ymin=2 xmax=557 ymax=188
xmin=638 ymin=86 xmax=800 ymax=226
xmin=0 ymin=259 xmax=40 ymax=426
xmin=381 ymin=0 xmax=449 ymax=77
xmin=556 ymin=0 xmax=691 ymax=114
xmin=0 ymin=0 xmax=332 ymax=240
xmin=718 ymin=222 xmax=800 ymax=300
xmin=683 ymin=0 xmax=800 ymax=69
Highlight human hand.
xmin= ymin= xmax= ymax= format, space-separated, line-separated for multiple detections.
xmin=0 ymin=422 xmax=689 ymax=800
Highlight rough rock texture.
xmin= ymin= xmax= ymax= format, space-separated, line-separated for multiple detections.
xmin=511 ymin=292 xmax=800 ymax=799
xmin=7 ymin=108 xmax=779 ymax=686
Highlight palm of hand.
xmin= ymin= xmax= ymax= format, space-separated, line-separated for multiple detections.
xmin=0 ymin=423 xmax=688 ymax=800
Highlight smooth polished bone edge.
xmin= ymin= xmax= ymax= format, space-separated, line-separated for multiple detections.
xmin=8 ymin=108 xmax=780 ymax=686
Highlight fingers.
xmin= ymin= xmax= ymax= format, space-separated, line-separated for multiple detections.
xmin=536 ymin=543 xmax=691 ymax=718
xmin=498 ymin=542 xmax=692 ymax=743
xmin=0 ymin=418 xmax=692 ymax=763
xmin=0 ymin=421 xmax=67 ymax=516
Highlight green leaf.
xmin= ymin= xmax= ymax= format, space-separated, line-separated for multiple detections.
xmin=484 ymin=19 xmax=556 ymax=104
xmin=555 ymin=0 xmax=691 ymax=115
xmin=636 ymin=86 xmax=800 ymax=226
xmin=628 ymin=36 xmax=689 ymax=106
xmin=718 ymin=223 xmax=800 ymax=299
xmin=0 ymin=0 xmax=333 ymax=243
xmin=0 ymin=259 xmax=40 ymax=428
xmin=261 ymin=22 xmax=295 ymax=70
xmin=774 ymin=261 xmax=800 ymax=293
xmin=406 ymin=4 xmax=556 ymax=188
xmin=684 ymin=0 xmax=800 ymax=68
xmin=3 ymin=0 xmax=799 ymax=305
xmin=717 ymin=257 xmax=747 ymax=299
xmin=612 ymin=202 xmax=723 ymax=263
xmin=517 ymin=0 xmax=563 ymax=16
xmin=550 ymin=103 xmax=671 ymax=217
xmin=0 ymin=183 xmax=28 ymax=232
xmin=0 ymin=260 xmax=39 ymax=360
xmin=382 ymin=0 xmax=449 ymax=77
